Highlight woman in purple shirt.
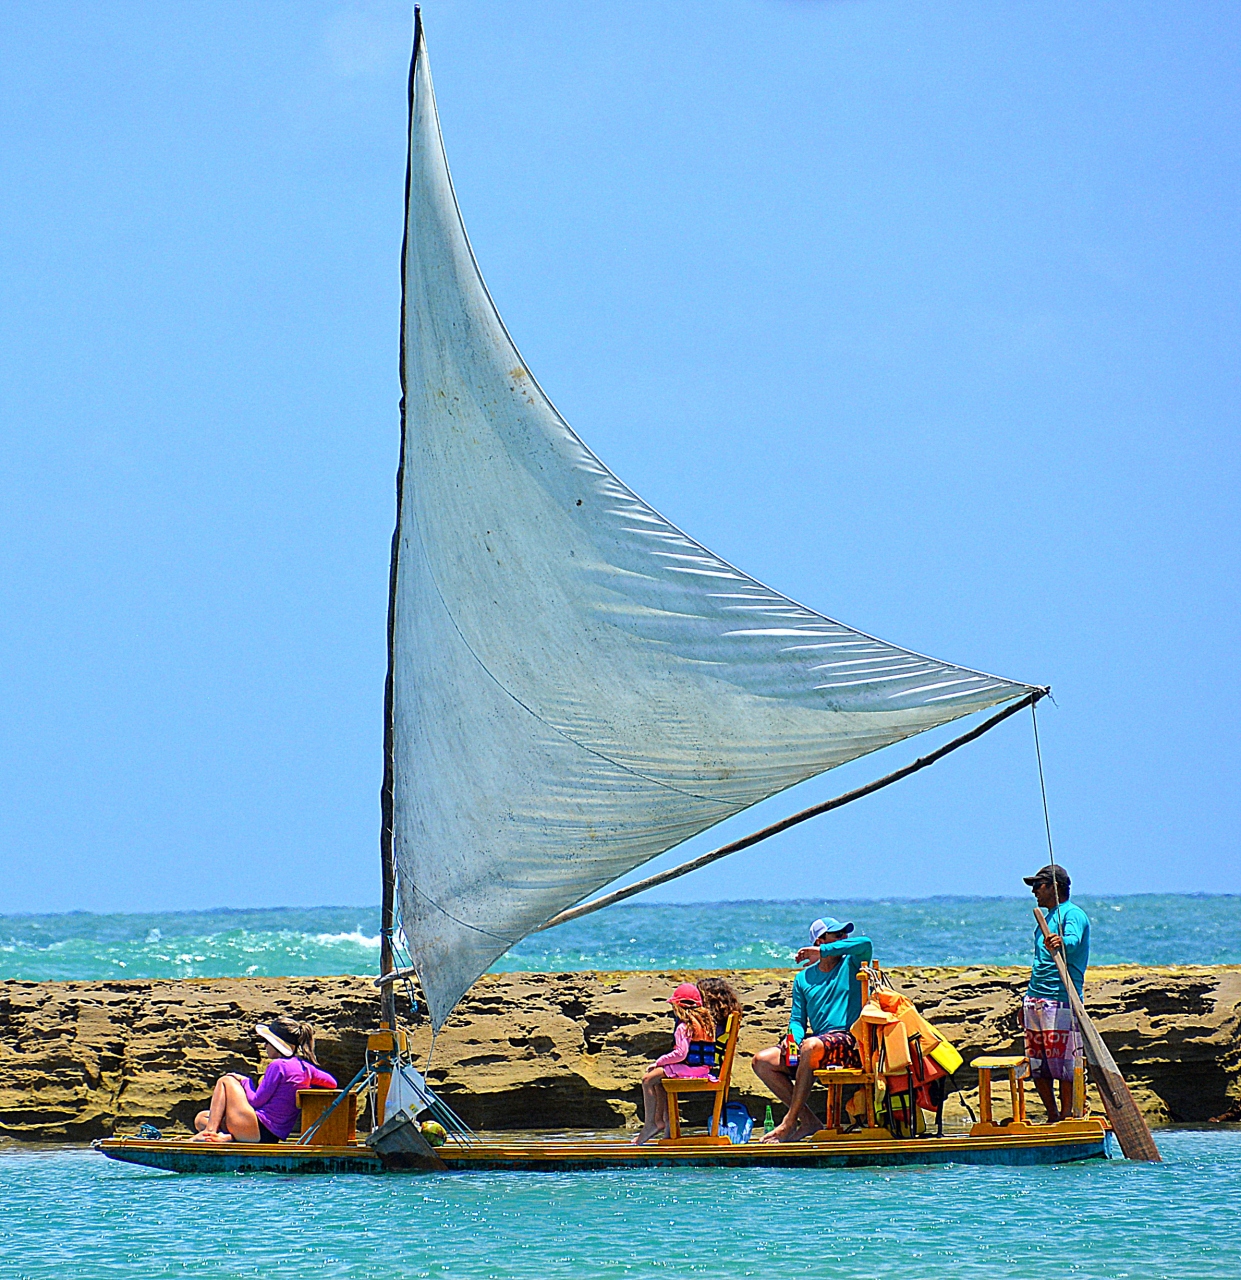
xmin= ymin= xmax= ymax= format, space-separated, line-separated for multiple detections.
xmin=193 ymin=1017 xmax=336 ymax=1144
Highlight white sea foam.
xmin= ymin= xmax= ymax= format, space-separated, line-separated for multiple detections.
xmin=1 ymin=897 xmax=1237 ymax=982
xmin=313 ymin=930 xmax=382 ymax=949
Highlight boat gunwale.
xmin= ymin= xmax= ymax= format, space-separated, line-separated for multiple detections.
xmin=94 ymin=1119 xmax=1108 ymax=1172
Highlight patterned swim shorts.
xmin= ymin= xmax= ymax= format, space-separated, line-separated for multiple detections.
xmin=799 ymin=1030 xmax=861 ymax=1070
xmin=1023 ymin=996 xmax=1083 ymax=1081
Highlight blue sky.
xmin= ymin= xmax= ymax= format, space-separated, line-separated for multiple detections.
xmin=1 ymin=2 xmax=1237 ymax=912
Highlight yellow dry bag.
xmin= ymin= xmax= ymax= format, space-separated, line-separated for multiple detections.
xmin=929 ymin=1038 xmax=964 ymax=1075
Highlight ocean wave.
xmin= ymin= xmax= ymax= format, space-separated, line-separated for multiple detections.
xmin=1 ymin=896 xmax=1238 ymax=980
xmin=313 ymin=930 xmax=381 ymax=949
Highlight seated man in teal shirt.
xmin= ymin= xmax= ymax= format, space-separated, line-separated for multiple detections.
xmin=1023 ymin=863 xmax=1090 ymax=1122
xmin=754 ymin=916 xmax=873 ymax=1143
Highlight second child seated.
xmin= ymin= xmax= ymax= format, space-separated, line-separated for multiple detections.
xmin=754 ymin=916 xmax=873 ymax=1144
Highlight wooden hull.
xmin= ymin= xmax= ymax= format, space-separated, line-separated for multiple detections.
xmin=95 ymin=1120 xmax=1108 ymax=1175
xmin=96 ymin=1139 xmax=385 ymax=1176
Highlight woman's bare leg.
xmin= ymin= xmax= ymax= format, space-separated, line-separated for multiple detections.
xmin=193 ymin=1076 xmax=260 ymax=1143
xmin=218 ymin=1077 xmax=260 ymax=1142
xmin=199 ymin=1077 xmax=229 ymax=1135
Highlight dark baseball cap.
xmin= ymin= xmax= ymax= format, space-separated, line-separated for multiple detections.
xmin=1023 ymin=864 xmax=1070 ymax=890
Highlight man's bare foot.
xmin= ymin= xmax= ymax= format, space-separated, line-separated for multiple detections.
xmin=762 ymin=1107 xmax=820 ymax=1143
xmin=191 ymin=1130 xmax=234 ymax=1144
xmin=761 ymin=1118 xmax=798 ymax=1144
xmin=631 ymin=1124 xmax=660 ymax=1146
xmin=793 ymin=1115 xmax=821 ymax=1141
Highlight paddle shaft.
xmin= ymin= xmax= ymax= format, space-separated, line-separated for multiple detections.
xmin=1032 ymin=907 xmax=1160 ymax=1161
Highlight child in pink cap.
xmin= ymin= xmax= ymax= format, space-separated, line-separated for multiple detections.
xmin=632 ymin=982 xmax=718 ymax=1145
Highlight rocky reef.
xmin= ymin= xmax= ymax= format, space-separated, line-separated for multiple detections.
xmin=1 ymin=965 xmax=1237 ymax=1142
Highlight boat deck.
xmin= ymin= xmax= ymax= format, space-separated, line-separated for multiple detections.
xmin=96 ymin=1119 xmax=1108 ymax=1175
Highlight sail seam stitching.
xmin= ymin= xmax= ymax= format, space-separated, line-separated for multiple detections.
xmin=407 ymin=881 xmax=518 ymax=946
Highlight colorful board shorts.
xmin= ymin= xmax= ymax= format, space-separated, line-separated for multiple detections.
xmin=797 ymin=1030 xmax=861 ymax=1070
xmin=1023 ymin=996 xmax=1083 ymax=1081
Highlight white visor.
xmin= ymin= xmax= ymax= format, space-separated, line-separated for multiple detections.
xmin=254 ymin=1023 xmax=296 ymax=1057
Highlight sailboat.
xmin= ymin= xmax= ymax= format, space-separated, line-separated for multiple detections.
xmin=97 ymin=12 xmax=1126 ymax=1174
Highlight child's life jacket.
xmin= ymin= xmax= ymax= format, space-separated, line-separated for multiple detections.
xmin=655 ymin=1019 xmax=718 ymax=1074
xmin=683 ymin=1037 xmax=717 ymax=1069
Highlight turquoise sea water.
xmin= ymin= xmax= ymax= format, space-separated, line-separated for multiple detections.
xmin=2 ymin=1132 xmax=1239 ymax=1279
xmin=2 ymin=895 xmax=1238 ymax=981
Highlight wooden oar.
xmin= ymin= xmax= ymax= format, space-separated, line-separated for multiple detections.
xmin=1033 ymin=907 xmax=1161 ymax=1161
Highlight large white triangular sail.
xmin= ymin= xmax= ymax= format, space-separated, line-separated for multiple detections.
xmin=390 ymin=25 xmax=1036 ymax=1028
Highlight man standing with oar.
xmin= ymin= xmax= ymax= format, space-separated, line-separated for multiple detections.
xmin=1023 ymin=863 xmax=1090 ymax=1122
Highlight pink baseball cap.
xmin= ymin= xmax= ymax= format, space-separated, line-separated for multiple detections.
xmin=667 ymin=983 xmax=702 ymax=1005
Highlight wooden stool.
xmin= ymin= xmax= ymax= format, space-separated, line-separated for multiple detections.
xmin=970 ymin=1055 xmax=1029 ymax=1125
xmin=813 ymin=1067 xmax=877 ymax=1132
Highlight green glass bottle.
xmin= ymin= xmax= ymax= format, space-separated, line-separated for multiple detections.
xmin=764 ymin=1104 xmax=774 ymax=1134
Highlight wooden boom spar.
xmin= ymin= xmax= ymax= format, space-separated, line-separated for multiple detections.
xmin=1032 ymin=906 xmax=1161 ymax=1162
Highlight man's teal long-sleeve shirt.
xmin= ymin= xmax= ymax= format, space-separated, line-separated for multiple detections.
xmin=788 ymin=935 xmax=873 ymax=1043
xmin=1027 ymin=902 xmax=1090 ymax=1002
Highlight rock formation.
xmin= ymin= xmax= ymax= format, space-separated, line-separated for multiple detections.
xmin=1 ymin=966 xmax=1237 ymax=1142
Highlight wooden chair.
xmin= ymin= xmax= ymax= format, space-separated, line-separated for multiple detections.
xmin=808 ymin=963 xmax=883 ymax=1137
xmin=660 ymin=1013 xmax=741 ymax=1145
xmin=812 ymin=1066 xmax=878 ymax=1133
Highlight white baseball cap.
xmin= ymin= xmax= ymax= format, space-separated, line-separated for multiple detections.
xmin=808 ymin=917 xmax=854 ymax=945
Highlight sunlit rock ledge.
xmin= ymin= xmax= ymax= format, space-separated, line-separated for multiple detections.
xmin=2 ymin=966 xmax=1238 ymax=1142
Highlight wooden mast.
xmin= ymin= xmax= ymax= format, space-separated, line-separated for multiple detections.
xmin=1033 ymin=906 xmax=1161 ymax=1161
xmin=378 ymin=6 xmax=423 ymax=1035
